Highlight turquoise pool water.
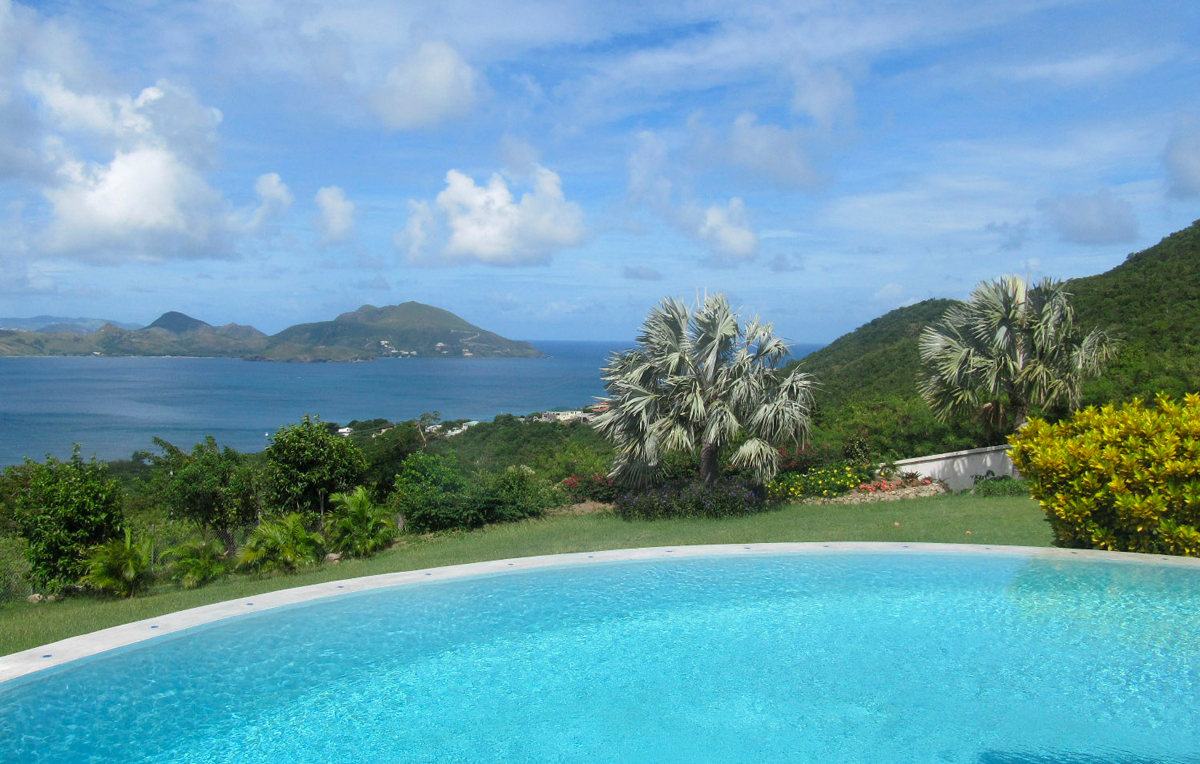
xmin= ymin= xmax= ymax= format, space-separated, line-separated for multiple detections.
xmin=2 ymin=552 xmax=1198 ymax=763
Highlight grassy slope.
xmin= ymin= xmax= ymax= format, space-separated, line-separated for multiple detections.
xmin=0 ymin=493 xmax=1049 ymax=656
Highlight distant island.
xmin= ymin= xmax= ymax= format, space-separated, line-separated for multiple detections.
xmin=0 ymin=302 xmax=542 ymax=362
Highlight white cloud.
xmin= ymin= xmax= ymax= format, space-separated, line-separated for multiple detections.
xmin=729 ymin=113 xmax=820 ymax=189
xmin=315 ymin=185 xmax=356 ymax=243
xmin=998 ymin=49 xmax=1178 ymax=87
xmin=791 ymin=65 xmax=855 ymax=128
xmin=370 ymin=41 xmax=477 ymax=130
xmin=245 ymin=172 xmax=293 ymax=232
xmin=1164 ymin=124 xmax=1200 ymax=199
xmin=1042 ymin=190 xmax=1138 ymax=246
xmin=40 ymin=146 xmax=229 ymax=260
xmin=399 ymin=165 xmax=586 ymax=266
xmin=699 ymin=198 xmax=757 ymax=262
xmin=628 ymin=129 xmax=760 ymax=263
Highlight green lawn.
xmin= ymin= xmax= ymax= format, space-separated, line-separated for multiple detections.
xmin=0 ymin=493 xmax=1049 ymax=657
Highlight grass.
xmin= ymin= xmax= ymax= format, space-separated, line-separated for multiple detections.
xmin=0 ymin=492 xmax=1049 ymax=657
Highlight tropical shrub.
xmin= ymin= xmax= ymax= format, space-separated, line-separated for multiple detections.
xmin=266 ymin=414 xmax=367 ymax=521
xmin=561 ymin=473 xmax=616 ymax=503
xmin=1010 ymin=394 xmax=1200 ymax=555
xmin=9 ymin=448 xmax=123 ymax=593
xmin=163 ymin=540 xmax=227 ymax=589
xmin=765 ymin=462 xmax=875 ymax=502
xmin=81 ymin=529 xmax=154 ymax=598
xmin=970 ymin=472 xmax=1029 ymax=497
xmin=615 ymin=480 xmax=763 ymax=520
xmin=393 ymin=452 xmax=478 ymax=533
xmin=469 ymin=466 xmax=555 ymax=524
xmin=149 ymin=437 xmax=261 ymax=553
xmin=237 ymin=513 xmax=325 ymax=573
xmin=328 ymin=486 xmax=396 ymax=558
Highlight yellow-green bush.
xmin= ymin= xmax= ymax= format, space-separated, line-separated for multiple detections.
xmin=1009 ymin=394 xmax=1200 ymax=556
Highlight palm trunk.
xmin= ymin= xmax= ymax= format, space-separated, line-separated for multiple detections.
xmin=700 ymin=442 xmax=719 ymax=486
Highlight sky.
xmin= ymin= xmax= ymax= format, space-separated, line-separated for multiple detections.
xmin=1 ymin=0 xmax=1199 ymax=343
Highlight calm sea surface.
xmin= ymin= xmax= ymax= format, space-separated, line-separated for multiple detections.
xmin=0 ymin=341 xmax=823 ymax=466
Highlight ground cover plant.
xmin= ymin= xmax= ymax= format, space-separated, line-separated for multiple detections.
xmin=0 ymin=491 xmax=1049 ymax=657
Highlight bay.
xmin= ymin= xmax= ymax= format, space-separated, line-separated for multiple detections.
xmin=0 ymin=341 xmax=823 ymax=467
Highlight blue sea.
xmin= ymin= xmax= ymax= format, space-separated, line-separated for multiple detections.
xmin=0 ymin=341 xmax=824 ymax=466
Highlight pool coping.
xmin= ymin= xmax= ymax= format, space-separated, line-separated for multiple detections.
xmin=2 ymin=541 xmax=1198 ymax=684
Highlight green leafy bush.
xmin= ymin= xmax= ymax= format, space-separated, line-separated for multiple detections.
xmin=266 ymin=414 xmax=367 ymax=521
xmin=81 ymin=529 xmax=154 ymax=598
xmin=393 ymin=452 xmax=477 ymax=533
xmin=970 ymin=471 xmax=1030 ymax=498
xmin=1010 ymin=394 xmax=1200 ymax=555
xmin=163 ymin=540 xmax=227 ymax=589
xmin=237 ymin=513 xmax=325 ymax=573
xmin=765 ymin=462 xmax=875 ymax=502
xmin=615 ymin=480 xmax=764 ymax=520
xmin=328 ymin=486 xmax=396 ymax=558
xmin=469 ymin=466 xmax=555 ymax=524
xmin=9 ymin=448 xmax=124 ymax=593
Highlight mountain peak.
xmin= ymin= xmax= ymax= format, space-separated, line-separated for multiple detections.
xmin=147 ymin=311 xmax=211 ymax=334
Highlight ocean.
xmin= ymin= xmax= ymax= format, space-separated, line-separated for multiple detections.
xmin=0 ymin=341 xmax=823 ymax=467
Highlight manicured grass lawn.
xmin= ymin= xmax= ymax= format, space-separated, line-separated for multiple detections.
xmin=0 ymin=492 xmax=1049 ymax=657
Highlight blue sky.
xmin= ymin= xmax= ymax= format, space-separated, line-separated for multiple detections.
xmin=1 ymin=0 xmax=1199 ymax=343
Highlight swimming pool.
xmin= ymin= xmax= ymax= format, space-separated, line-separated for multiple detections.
xmin=2 ymin=545 xmax=1198 ymax=763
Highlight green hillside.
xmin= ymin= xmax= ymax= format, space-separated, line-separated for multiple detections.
xmin=795 ymin=219 xmax=1200 ymax=460
xmin=0 ymin=302 xmax=539 ymax=362
xmin=257 ymin=303 xmax=541 ymax=361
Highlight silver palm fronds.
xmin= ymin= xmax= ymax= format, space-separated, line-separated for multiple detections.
xmin=594 ymin=294 xmax=816 ymax=487
xmin=918 ymin=275 xmax=1117 ymax=432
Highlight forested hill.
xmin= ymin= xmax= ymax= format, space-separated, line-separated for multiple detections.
xmin=0 ymin=302 xmax=540 ymax=362
xmin=793 ymin=219 xmax=1200 ymax=459
xmin=1069 ymin=220 xmax=1200 ymax=405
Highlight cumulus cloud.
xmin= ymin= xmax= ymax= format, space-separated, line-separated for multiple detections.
xmin=729 ymin=113 xmax=820 ymax=189
xmin=315 ymin=186 xmax=357 ymax=244
xmin=1163 ymin=124 xmax=1200 ymax=198
xmin=19 ymin=70 xmax=286 ymax=261
xmin=628 ymin=129 xmax=759 ymax=264
xmin=245 ymin=172 xmax=293 ymax=232
xmin=699 ymin=198 xmax=757 ymax=263
xmin=397 ymin=165 xmax=586 ymax=266
xmin=622 ymin=265 xmax=663 ymax=280
xmin=370 ymin=41 xmax=477 ymax=131
xmin=1042 ymin=190 xmax=1137 ymax=245
xmin=41 ymin=146 xmax=229 ymax=259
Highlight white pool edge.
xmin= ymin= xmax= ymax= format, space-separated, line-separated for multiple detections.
xmin=3 ymin=541 xmax=1198 ymax=684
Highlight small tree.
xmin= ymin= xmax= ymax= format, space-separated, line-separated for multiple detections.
xmin=150 ymin=437 xmax=260 ymax=553
xmin=595 ymin=294 xmax=816 ymax=487
xmin=265 ymin=415 xmax=367 ymax=523
xmin=9 ymin=447 xmax=123 ymax=593
xmin=81 ymin=529 xmax=154 ymax=598
xmin=919 ymin=276 xmax=1118 ymax=433
xmin=328 ymin=486 xmax=396 ymax=558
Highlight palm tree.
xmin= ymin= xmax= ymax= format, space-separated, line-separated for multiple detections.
xmin=918 ymin=275 xmax=1117 ymax=433
xmin=237 ymin=513 xmax=325 ymax=574
xmin=328 ymin=486 xmax=396 ymax=558
xmin=81 ymin=529 xmax=154 ymax=598
xmin=594 ymin=294 xmax=816 ymax=487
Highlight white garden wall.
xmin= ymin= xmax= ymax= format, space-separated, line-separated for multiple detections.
xmin=891 ymin=444 xmax=1019 ymax=491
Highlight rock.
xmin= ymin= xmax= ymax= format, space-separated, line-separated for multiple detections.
xmin=26 ymin=594 xmax=43 ymax=603
xmin=325 ymin=552 xmax=342 ymax=563
xmin=46 ymin=594 xmax=60 ymax=602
